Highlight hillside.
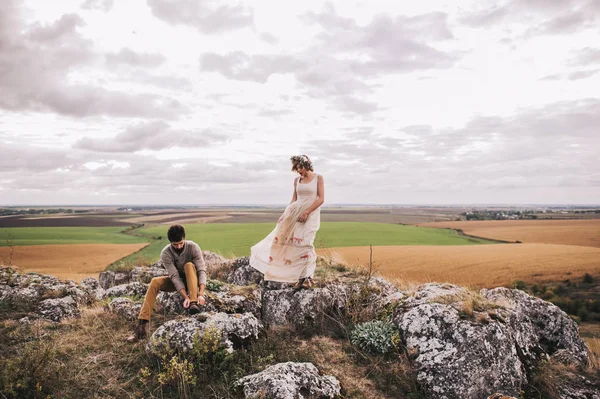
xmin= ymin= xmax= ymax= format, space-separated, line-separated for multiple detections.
xmin=1 ymin=256 xmax=598 ymax=399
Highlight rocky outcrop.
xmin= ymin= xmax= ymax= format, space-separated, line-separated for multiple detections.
xmin=0 ymin=266 xmax=87 ymax=322
xmin=147 ymin=312 xmax=263 ymax=356
xmin=102 ymin=282 xmax=147 ymax=299
xmin=38 ymin=296 xmax=80 ymax=322
xmin=227 ymin=256 xmax=263 ymax=286
xmin=393 ymin=283 xmax=590 ymax=399
xmin=236 ymin=362 xmax=341 ymax=399
xmin=106 ymin=297 xmax=142 ymax=321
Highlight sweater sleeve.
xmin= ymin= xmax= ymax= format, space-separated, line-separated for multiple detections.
xmin=161 ymin=247 xmax=185 ymax=292
xmin=191 ymin=243 xmax=207 ymax=285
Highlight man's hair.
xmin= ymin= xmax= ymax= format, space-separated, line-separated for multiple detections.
xmin=167 ymin=224 xmax=186 ymax=242
xmin=290 ymin=154 xmax=314 ymax=172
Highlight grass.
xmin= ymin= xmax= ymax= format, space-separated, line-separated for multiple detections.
xmin=128 ymin=222 xmax=496 ymax=262
xmin=0 ymin=227 xmax=150 ymax=246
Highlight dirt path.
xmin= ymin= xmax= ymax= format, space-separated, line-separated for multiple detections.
xmin=0 ymin=243 xmax=148 ymax=282
xmin=418 ymin=219 xmax=600 ymax=248
xmin=317 ymin=243 xmax=600 ymax=289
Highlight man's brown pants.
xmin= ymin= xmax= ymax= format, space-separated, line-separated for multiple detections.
xmin=138 ymin=262 xmax=198 ymax=321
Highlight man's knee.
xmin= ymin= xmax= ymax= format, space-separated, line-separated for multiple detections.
xmin=184 ymin=262 xmax=195 ymax=271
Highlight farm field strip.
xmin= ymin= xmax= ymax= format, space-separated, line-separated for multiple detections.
xmin=317 ymin=244 xmax=600 ymax=289
xmin=419 ymin=219 xmax=600 ymax=248
xmin=130 ymin=222 xmax=496 ymax=261
xmin=0 ymin=227 xmax=151 ymax=246
xmin=0 ymin=243 xmax=148 ymax=282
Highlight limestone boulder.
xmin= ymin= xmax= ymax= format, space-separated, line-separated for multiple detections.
xmin=393 ymin=283 xmax=590 ymax=399
xmin=227 ymin=256 xmax=263 ymax=286
xmin=98 ymin=270 xmax=131 ymax=289
xmin=106 ymin=297 xmax=142 ymax=321
xmin=38 ymin=296 xmax=80 ymax=322
xmin=102 ymin=282 xmax=147 ymax=300
xmin=236 ymin=362 xmax=341 ymax=399
xmin=146 ymin=312 xmax=263 ymax=356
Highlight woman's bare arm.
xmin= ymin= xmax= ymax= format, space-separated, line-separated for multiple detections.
xmin=290 ymin=177 xmax=299 ymax=204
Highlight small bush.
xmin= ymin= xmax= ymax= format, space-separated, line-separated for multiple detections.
xmin=583 ymin=273 xmax=594 ymax=284
xmin=350 ymin=320 xmax=401 ymax=354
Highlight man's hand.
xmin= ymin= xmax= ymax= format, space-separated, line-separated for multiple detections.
xmin=183 ymin=297 xmax=191 ymax=308
xmin=197 ymin=295 xmax=206 ymax=306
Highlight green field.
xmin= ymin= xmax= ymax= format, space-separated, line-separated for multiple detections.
xmin=0 ymin=223 xmax=495 ymax=266
xmin=128 ymin=222 xmax=494 ymax=261
xmin=0 ymin=227 xmax=150 ymax=246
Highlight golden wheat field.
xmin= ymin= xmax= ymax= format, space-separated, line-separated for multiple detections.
xmin=317 ymin=243 xmax=600 ymax=289
xmin=0 ymin=243 xmax=148 ymax=282
xmin=418 ymin=219 xmax=600 ymax=248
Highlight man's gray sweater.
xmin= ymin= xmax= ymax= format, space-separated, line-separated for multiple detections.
xmin=160 ymin=240 xmax=207 ymax=292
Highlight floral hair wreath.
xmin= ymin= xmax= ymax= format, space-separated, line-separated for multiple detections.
xmin=290 ymin=154 xmax=314 ymax=172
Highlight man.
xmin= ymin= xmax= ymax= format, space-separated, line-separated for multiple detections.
xmin=126 ymin=224 xmax=206 ymax=342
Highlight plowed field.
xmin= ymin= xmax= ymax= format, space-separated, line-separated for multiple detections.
xmin=0 ymin=243 xmax=148 ymax=282
xmin=316 ymin=243 xmax=600 ymax=288
xmin=418 ymin=219 xmax=600 ymax=248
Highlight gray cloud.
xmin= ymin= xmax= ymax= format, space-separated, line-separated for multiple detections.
xmin=305 ymin=98 xmax=600 ymax=193
xmin=198 ymin=6 xmax=456 ymax=115
xmin=0 ymin=0 xmax=187 ymax=119
xmin=567 ymin=69 xmax=599 ymax=80
xmin=462 ymin=0 xmax=599 ymax=36
xmin=200 ymin=52 xmax=305 ymax=83
xmin=81 ymin=0 xmax=114 ymax=12
xmin=105 ymin=47 xmax=166 ymax=68
xmin=74 ymin=120 xmax=231 ymax=152
xmin=570 ymin=47 xmax=600 ymax=66
xmin=147 ymin=0 xmax=253 ymax=34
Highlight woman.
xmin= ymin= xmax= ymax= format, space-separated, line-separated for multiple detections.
xmin=250 ymin=155 xmax=325 ymax=290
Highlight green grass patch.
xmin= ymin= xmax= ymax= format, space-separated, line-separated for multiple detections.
xmin=0 ymin=227 xmax=150 ymax=246
xmin=129 ymin=222 xmax=495 ymax=261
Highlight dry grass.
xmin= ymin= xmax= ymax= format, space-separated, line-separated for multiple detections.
xmin=317 ymin=244 xmax=600 ymax=289
xmin=0 ymin=244 xmax=148 ymax=282
xmin=586 ymin=337 xmax=600 ymax=370
xmin=419 ymin=219 xmax=600 ymax=248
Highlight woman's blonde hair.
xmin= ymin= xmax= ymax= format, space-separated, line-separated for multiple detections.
xmin=290 ymin=154 xmax=314 ymax=172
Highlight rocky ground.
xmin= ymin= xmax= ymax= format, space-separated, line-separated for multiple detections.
xmin=0 ymin=253 xmax=598 ymax=399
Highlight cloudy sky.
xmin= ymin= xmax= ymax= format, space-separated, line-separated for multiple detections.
xmin=1 ymin=0 xmax=599 ymax=206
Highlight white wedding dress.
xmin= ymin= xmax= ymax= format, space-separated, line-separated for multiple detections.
xmin=250 ymin=174 xmax=321 ymax=282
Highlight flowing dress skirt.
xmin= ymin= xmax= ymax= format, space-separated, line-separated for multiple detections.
xmin=250 ymin=198 xmax=321 ymax=282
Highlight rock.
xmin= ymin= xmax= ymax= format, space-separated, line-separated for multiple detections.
xmin=394 ymin=284 xmax=526 ymax=399
xmin=202 ymin=312 xmax=263 ymax=351
xmin=146 ymin=312 xmax=262 ymax=356
xmin=488 ymin=395 xmax=518 ymax=399
xmin=98 ymin=270 xmax=131 ymax=289
xmin=106 ymin=297 xmax=142 ymax=321
xmin=393 ymin=283 xmax=591 ymax=399
xmin=129 ymin=265 xmax=167 ymax=284
xmin=147 ymin=317 xmax=203 ymax=356
xmin=236 ymin=362 xmax=341 ymax=399
xmin=204 ymin=288 xmax=261 ymax=318
xmin=227 ymin=257 xmax=263 ymax=286
xmin=81 ymin=277 xmax=105 ymax=300
xmin=38 ymin=296 xmax=80 ymax=322
xmin=156 ymin=291 xmax=186 ymax=314
xmin=555 ymin=373 xmax=600 ymax=399
xmin=481 ymin=287 xmax=588 ymax=366
xmin=81 ymin=277 xmax=99 ymax=291
xmin=102 ymin=282 xmax=147 ymax=299
xmin=261 ymin=285 xmax=348 ymax=327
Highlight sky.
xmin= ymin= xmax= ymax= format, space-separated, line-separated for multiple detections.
xmin=1 ymin=0 xmax=599 ymax=206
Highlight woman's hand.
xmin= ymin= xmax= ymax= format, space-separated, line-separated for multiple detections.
xmin=297 ymin=211 xmax=309 ymax=223
xmin=183 ymin=297 xmax=191 ymax=308
xmin=197 ymin=295 xmax=206 ymax=306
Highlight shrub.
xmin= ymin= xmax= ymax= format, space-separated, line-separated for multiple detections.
xmin=583 ymin=273 xmax=594 ymax=284
xmin=350 ymin=320 xmax=401 ymax=354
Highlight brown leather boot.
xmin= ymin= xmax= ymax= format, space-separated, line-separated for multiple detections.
xmin=292 ymin=278 xmax=306 ymax=292
xmin=126 ymin=322 xmax=148 ymax=343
